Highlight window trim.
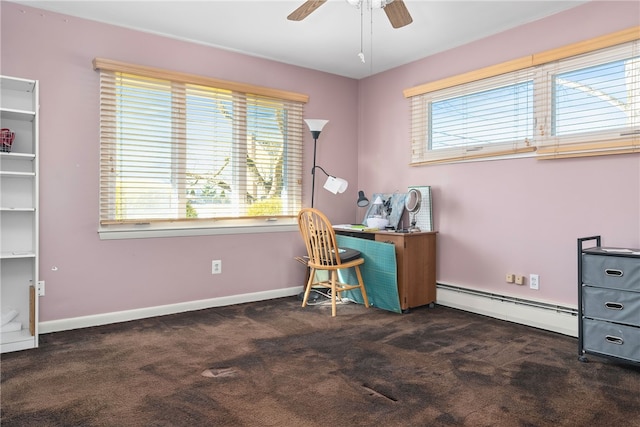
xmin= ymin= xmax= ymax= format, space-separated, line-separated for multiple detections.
xmin=404 ymin=26 xmax=640 ymax=165
xmin=98 ymin=219 xmax=299 ymax=241
xmin=404 ymin=27 xmax=639 ymax=98
xmin=93 ymin=58 xmax=308 ymax=239
xmin=93 ymin=58 xmax=309 ymax=103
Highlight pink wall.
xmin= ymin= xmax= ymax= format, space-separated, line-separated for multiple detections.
xmin=1 ymin=1 xmax=638 ymax=324
xmin=358 ymin=1 xmax=640 ymax=306
xmin=1 ymin=2 xmax=359 ymax=321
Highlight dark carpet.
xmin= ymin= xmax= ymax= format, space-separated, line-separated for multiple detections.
xmin=2 ymin=297 xmax=640 ymax=426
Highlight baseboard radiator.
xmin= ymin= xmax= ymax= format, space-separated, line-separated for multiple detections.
xmin=436 ymin=283 xmax=578 ymax=337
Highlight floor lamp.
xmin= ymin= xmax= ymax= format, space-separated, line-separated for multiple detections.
xmin=304 ymin=119 xmax=348 ymax=208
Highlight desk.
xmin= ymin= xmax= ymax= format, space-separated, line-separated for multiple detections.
xmin=335 ymin=227 xmax=437 ymax=312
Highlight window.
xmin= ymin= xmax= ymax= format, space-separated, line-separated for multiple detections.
xmin=411 ymin=72 xmax=535 ymax=163
xmin=537 ymin=43 xmax=640 ymax=158
xmin=95 ymin=59 xmax=307 ymax=238
xmin=406 ymin=27 xmax=640 ymax=164
xmin=431 ymin=79 xmax=533 ymax=150
xmin=554 ymin=59 xmax=633 ymax=136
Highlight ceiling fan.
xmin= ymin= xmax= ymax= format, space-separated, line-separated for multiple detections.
xmin=287 ymin=0 xmax=413 ymax=29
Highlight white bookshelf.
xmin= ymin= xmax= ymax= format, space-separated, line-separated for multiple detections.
xmin=1 ymin=75 xmax=40 ymax=353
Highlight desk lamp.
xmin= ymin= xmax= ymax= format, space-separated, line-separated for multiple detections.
xmin=305 ymin=119 xmax=348 ymax=208
xmin=357 ymin=190 xmax=369 ymax=207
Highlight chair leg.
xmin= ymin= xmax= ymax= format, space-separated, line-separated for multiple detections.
xmin=302 ymin=268 xmax=316 ymax=308
xmin=331 ymin=271 xmax=338 ymax=317
xmin=354 ymin=266 xmax=369 ymax=308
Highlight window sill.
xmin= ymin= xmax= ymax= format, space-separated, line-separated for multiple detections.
xmin=98 ymin=219 xmax=298 ymax=240
xmin=411 ymin=147 xmax=536 ymax=166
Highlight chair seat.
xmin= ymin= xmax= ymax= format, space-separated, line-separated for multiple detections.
xmin=304 ymin=247 xmax=361 ymax=266
xmin=334 ymin=247 xmax=361 ymax=263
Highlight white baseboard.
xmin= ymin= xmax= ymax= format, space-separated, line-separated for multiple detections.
xmin=39 ymin=286 xmax=303 ymax=334
xmin=436 ymin=283 xmax=578 ymax=337
xmin=40 ymin=283 xmax=579 ymax=337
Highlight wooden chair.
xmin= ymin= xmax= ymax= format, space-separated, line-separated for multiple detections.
xmin=297 ymin=208 xmax=370 ymax=316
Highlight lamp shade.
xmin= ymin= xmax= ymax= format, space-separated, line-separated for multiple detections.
xmin=357 ymin=190 xmax=369 ymax=207
xmin=323 ymin=176 xmax=348 ymax=194
xmin=304 ymin=119 xmax=328 ymax=133
xmin=373 ymin=196 xmax=383 ymax=205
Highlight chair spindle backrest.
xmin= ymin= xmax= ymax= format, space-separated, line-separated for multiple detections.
xmin=298 ymin=208 xmax=342 ymax=266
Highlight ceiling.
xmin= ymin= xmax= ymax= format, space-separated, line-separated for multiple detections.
xmin=12 ymin=0 xmax=588 ymax=79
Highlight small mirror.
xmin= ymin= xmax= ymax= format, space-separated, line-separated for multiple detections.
xmin=405 ymin=189 xmax=420 ymax=212
xmin=405 ymin=188 xmax=421 ymax=232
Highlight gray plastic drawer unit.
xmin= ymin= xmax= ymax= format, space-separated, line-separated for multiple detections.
xmin=578 ymin=236 xmax=640 ymax=365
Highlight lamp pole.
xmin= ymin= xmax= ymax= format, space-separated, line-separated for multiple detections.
xmin=311 ymin=133 xmax=318 ymax=208
xmin=304 ymin=119 xmax=328 ymax=208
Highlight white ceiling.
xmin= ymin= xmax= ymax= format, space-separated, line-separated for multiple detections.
xmin=12 ymin=0 xmax=588 ymax=79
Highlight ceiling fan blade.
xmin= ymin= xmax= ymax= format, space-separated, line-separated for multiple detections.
xmin=287 ymin=0 xmax=328 ymax=21
xmin=384 ymin=0 xmax=413 ymax=29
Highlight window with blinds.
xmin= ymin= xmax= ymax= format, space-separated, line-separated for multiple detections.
xmin=410 ymin=71 xmax=535 ymax=164
xmin=406 ymin=27 xmax=640 ymax=165
xmin=537 ymin=42 xmax=640 ymax=158
xmin=95 ymin=59 xmax=306 ymax=234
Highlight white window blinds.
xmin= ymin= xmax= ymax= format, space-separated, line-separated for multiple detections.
xmin=410 ymin=71 xmax=536 ymax=165
xmin=95 ymin=59 xmax=306 ymax=226
xmin=406 ymin=27 xmax=640 ymax=164
xmin=536 ymin=41 xmax=640 ymax=158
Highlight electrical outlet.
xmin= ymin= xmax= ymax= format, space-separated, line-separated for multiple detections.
xmin=37 ymin=280 xmax=45 ymax=296
xmin=505 ymin=274 xmax=514 ymax=283
xmin=515 ymin=275 xmax=525 ymax=285
xmin=212 ymin=260 xmax=222 ymax=275
xmin=530 ymin=274 xmax=539 ymax=290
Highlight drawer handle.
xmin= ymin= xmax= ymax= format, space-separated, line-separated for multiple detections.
xmin=604 ymin=302 xmax=624 ymax=310
xmin=605 ymin=335 xmax=624 ymax=345
xmin=604 ymin=269 xmax=623 ymax=277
